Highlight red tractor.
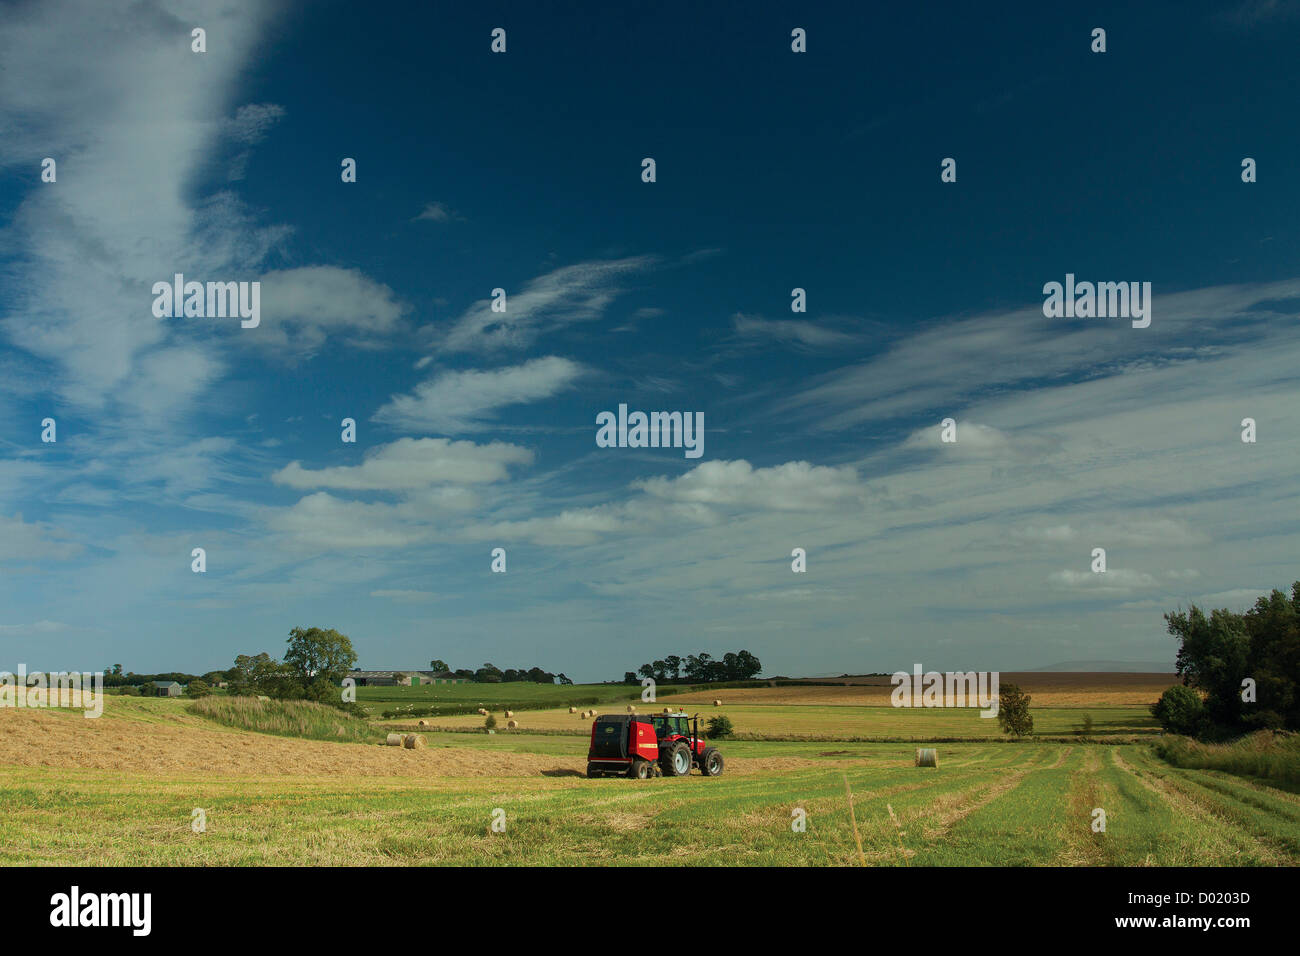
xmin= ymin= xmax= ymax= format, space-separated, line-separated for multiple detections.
xmin=587 ymin=711 xmax=725 ymax=779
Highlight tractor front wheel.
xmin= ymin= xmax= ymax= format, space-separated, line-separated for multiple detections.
xmin=660 ymin=741 xmax=692 ymax=776
xmin=586 ymin=762 xmax=601 ymax=778
xmin=629 ymin=758 xmax=653 ymax=779
xmin=699 ymin=747 xmax=724 ymax=776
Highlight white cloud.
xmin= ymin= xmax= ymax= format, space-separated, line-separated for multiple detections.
xmin=634 ymin=460 xmax=865 ymax=512
xmin=731 ymin=313 xmax=863 ymax=349
xmin=1048 ymin=568 xmax=1160 ymax=591
xmin=252 ymin=266 xmax=408 ymax=356
xmin=272 ymin=438 xmax=533 ymax=490
xmin=267 ymin=493 xmax=427 ymax=550
xmin=902 ymin=421 xmax=1060 ymax=459
xmin=372 ymin=357 xmax=586 ymax=433
xmin=413 ymin=202 xmax=460 ymax=223
xmin=441 ymin=256 xmax=657 ymax=353
xmin=0 ymin=0 xmax=284 ymax=410
xmin=0 ymin=513 xmax=82 ymax=561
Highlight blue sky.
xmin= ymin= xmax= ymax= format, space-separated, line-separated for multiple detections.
xmin=2 ymin=0 xmax=1299 ymax=680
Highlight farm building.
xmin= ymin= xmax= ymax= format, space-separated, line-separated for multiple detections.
xmin=348 ymin=670 xmax=469 ymax=687
xmin=150 ymin=681 xmax=183 ymax=697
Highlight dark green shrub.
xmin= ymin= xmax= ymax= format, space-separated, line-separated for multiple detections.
xmin=1151 ymin=685 xmax=1204 ymax=735
xmin=705 ymin=715 xmax=733 ymax=739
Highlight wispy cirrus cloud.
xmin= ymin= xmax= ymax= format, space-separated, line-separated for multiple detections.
xmin=373 ymin=356 xmax=586 ymax=433
xmin=440 ymin=256 xmax=657 ymax=353
xmin=730 ymin=313 xmax=865 ymax=350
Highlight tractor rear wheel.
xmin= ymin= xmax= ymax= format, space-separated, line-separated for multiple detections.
xmin=660 ymin=741 xmax=692 ymax=776
xmin=699 ymin=748 xmax=724 ymax=776
xmin=586 ymin=763 xmax=602 ymax=778
xmin=630 ymin=757 xmax=653 ymax=779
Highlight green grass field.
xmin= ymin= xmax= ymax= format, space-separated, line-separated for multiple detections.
xmin=2 ymin=685 xmax=1295 ymax=866
xmin=2 ymin=734 xmax=1296 ymax=866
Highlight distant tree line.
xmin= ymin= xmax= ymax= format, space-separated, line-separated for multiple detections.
xmin=441 ymin=661 xmax=571 ymax=684
xmin=102 ymin=670 xmax=207 ymax=687
xmin=622 ymin=650 xmax=762 ymax=684
xmin=1152 ymin=583 xmax=1300 ymax=738
xmin=427 ymin=659 xmax=570 ymax=684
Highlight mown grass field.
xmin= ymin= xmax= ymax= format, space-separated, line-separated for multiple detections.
xmin=1 ymin=680 xmax=1295 ymax=866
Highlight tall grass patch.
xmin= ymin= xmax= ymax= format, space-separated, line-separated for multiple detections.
xmin=190 ymin=696 xmax=380 ymax=744
xmin=1153 ymin=731 xmax=1300 ymax=789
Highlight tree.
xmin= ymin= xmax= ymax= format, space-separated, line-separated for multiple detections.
xmin=1166 ymin=584 xmax=1300 ymax=735
xmin=557 ymin=673 xmax=574 ymax=685
xmin=284 ymin=627 xmax=358 ymax=700
xmin=623 ymin=672 xmax=638 ymax=685
xmin=735 ymin=650 xmax=762 ymax=679
xmin=664 ymin=656 xmax=682 ymax=681
xmin=1165 ymin=604 xmax=1250 ymax=729
xmin=112 ymin=664 xmax=123 ymax=676
xmin=228 ymin=652 xmax=296 ymax=698
xmin=998 ymin=683 xmax=1033 ymax=737
xmin=429 ymin=659 xmax=449 ymax=673
xmin=1151 ymin=685 xmax=1204 ymax=735
xmin=185 ymin=679 xmax=211 ymax=699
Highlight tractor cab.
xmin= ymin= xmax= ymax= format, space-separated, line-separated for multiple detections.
xmin=648 ymin=712 xmax=701 ymax=753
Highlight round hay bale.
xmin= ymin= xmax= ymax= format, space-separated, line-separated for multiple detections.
xmin=385 ymin=733 xmax=404 ymax=746
xmin=403 ymin=734 xmax=426 ymax=749
xmin=507 ymin=719 xmax=519 ymax=729
xmin=915 ymin=748 xmax=938 ymax=768
xmin=256 ymin=695 xmax=270 ymax=702
xmin=713 ymin=699 xmax=722 ymax=706
xmin=663 ymin=707 xmax=671 ymax=714
xmin=569 ymin=706 xmax=577 ymax=713
xmin=417 ymin=719 xmax=428 ymax=727
xmin=626 ymin=704 xmax=635 ymax=713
